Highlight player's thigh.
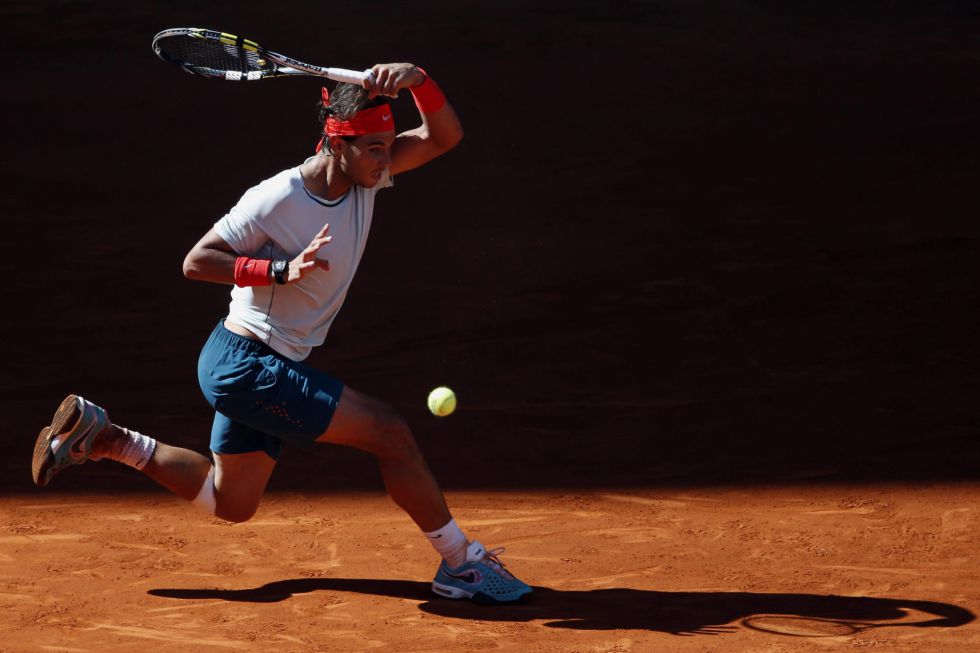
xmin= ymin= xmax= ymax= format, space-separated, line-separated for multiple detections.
xmin=315 ymin=385 xmax=405 ymax=453
xmin=213 ymin=450 xmax=277 ymax=521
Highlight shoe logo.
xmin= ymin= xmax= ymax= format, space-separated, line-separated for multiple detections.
xmin=68 ymin=420 xmax=98 ymax=461
xmin=382 ymin=114 xmax=391 ymax=121
xmin=446 ymin=569 xmax=483 ymax=585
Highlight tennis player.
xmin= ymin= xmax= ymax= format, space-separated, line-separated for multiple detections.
xmin=32 ymin=63 xmax=531 ymax=605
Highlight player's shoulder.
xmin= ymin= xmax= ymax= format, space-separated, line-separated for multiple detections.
xmin=256 ymin=164 xmax=304 ymax=193
xmin=252 ymin=164 xmax=308 ymax=197
xmin=236 ymin=165 xmax=306 ymax=217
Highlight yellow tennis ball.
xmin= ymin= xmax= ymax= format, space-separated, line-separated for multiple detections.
xmin=427 ymin=386 xmax=457 ymax=417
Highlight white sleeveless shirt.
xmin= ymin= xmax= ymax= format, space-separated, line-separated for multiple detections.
xmin=213 ymin=162 xmax=393 ymax=361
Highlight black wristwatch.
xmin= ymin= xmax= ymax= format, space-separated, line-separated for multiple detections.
xmin=271 ymin=259 xmax=288 ymax=285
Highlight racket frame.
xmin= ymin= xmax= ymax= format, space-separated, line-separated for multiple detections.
xmin=151 ymin=27 xmax=374 ymax=85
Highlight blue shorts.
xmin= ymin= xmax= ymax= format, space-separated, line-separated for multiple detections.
xmin=197 ymin=321 xmax=344 ymax=460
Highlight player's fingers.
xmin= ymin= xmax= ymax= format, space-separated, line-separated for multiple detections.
xmin=361 ymin=69 xmax=376 ymax=90
xmin=305 ymin=235 xmax=332 ymax=254
xmin=390 ymin=70 xmax=408 ymax=94
xmin=365 ymin=68 xmax=382 ymax=98
xmin=310 ymin=225 xmax=330 ymax=243
xmin=373 ymin=67 xmax=390 ymax=95
xmin=383 ymin=70 xmax=401 ymax=96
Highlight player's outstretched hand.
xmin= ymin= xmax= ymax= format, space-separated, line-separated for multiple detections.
xmin=364 ymin=63 xmax=424 ymax=99
xmin=288 ymin=223 xmax=331 ymax=283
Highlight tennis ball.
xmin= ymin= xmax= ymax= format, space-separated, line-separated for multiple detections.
xmin=427 ymin=386 xmax=457 ymax=417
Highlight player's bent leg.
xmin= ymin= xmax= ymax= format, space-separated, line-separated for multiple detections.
xmin=141 ymin=442 xmax=213 ymax=500
xmin=211 ymin=450 xmax=277 ymax=523
xmin=317 ymin=386 xmax=451 ymax=532
xmin=317 ymin=386 xmax=532 ymax=604
xmin=32 ymin=395 xmax=265 ymax=525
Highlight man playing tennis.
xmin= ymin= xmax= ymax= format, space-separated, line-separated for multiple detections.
xmin=32 ymin=63 xmax=531 ymax=604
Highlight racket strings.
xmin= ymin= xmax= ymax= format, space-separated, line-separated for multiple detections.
xmin=160 ymin=35 xmax=267 ymax=74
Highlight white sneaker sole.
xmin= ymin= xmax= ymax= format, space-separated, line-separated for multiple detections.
xmin=432 ymin=581 xmax=532 ymax=605
xmin=431 ymin=581 xmax=473 ymax=599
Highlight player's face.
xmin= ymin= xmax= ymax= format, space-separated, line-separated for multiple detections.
xmin=340 ymin=131 xmax=395 ymax=187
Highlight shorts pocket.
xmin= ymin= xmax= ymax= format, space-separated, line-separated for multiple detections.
xmin=205 ymin=355 xmax=283 ymax=419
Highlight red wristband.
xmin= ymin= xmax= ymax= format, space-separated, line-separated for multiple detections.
xmin=234 ymin=257 xmax=272 ymax=287
xmin=410 ymin=68 xmax=446 ymax=114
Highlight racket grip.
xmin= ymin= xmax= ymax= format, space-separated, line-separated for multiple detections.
xmin=326 ymin=68 xmax=375 ymax=85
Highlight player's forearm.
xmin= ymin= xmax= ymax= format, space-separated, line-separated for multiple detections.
xmin=412 ymin=70 xmax=463 ymax=151
xmin=182 ymin=246 xmax=240 ymax=285
xmin=184 ymin=223 xmax=329 ymax=287
xmin=416 ymin=102 xmax=463 ymax=151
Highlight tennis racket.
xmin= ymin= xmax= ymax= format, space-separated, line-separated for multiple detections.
xmin=151 ymin=28 xmax=374 ymax=85
xmin=742 ymin=615 xmax=894 ymax=637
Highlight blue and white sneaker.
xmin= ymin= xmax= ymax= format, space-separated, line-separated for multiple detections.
xmin=32 ymin=395 xmax=109 ymax=487
xmin=432 ymin=540 xmax=532 ymax=604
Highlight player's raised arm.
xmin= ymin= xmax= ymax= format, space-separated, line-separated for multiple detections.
xmin=363 ymin=63 xmax=463 ymax=175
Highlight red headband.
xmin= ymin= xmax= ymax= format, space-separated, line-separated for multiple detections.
xmin=318 ymin=86 xmax=395 ymax=150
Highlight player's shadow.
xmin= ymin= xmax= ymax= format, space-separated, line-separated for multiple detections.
xmin=148 ymin=580 xmax=974 ymax=636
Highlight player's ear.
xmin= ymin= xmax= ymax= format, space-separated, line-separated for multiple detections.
xmin=328 ymin=135 xmax=348 ymax=155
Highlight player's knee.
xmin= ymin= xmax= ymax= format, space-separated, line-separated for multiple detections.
xmin=374 ymin=412 xmax=418 ymax=461
xmin=215 ymin=499 xmax=259 ymax=524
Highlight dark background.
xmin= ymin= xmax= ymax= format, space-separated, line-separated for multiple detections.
xmin=3 ymin=0 xmax=979 ymax=492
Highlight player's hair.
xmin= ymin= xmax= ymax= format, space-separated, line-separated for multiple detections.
xmin=317 ymin=83 xmax=390 ymax=153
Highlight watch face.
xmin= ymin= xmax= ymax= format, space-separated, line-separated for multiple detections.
xmin=272 ymin=260 xmax=288 ymax=283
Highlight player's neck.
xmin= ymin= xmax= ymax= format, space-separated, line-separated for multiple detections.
xmin=302 ymin=154 xmax=353 ymax=201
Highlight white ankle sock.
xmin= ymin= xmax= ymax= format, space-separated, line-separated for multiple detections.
xmin=100 ymin=427 xmax=157 ymax=470
xmin=424 ymin=518 xmax=469 ymax=568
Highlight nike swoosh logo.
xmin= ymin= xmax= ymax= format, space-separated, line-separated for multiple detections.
xmin=382 ymin=114 xmax=391 ymax=121
xmin=446 ymin=569 xmax=482 ymax=585
xmin=68 ymin=419 xmax=98 ymax=461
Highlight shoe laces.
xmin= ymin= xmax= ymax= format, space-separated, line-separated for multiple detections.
xmin=479 ymin=547 xmax=515 ymax=581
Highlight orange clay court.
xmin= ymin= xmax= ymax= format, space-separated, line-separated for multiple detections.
xmin=2 ymin=487 xmax=979 ymax=651
xmin=3 ymin=1 xmax=980 ymax=651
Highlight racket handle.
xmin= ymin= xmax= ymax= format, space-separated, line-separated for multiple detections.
xmin=326 ymin=67 xmax=375 ymax=85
